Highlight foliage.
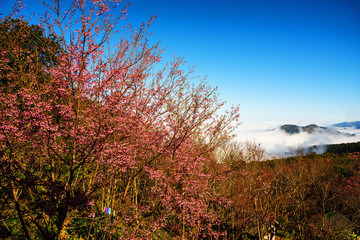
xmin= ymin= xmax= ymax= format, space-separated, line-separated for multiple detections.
xmin=218 ymin=150 xmax=360 ymax=239
xmin=0 ymin=0 xmax=239 ymax=239
xmin=326 ymin=142 xmax=360 ymax=154
xmin=0 ymin=18 xmax=62 ymax=91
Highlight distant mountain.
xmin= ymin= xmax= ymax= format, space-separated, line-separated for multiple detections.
xmin=280 ymin=124 xmax=330 ymax=134
xmin=333 ymin=121 xmax=360 ymax=129
xmin=280 ymin=124 xmax=301 ymax=134
xmin=280 ymin=124 xmax=355 ymax=136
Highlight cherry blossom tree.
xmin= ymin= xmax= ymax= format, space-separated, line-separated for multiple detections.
xmin=0 ymin=0 xmax=239 ymax=239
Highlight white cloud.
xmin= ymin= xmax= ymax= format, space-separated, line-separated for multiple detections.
xmin=235 ymin=121 xmax=360 ymax=156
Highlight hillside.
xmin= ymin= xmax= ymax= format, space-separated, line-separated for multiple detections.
xmin=280 ymin=124 xmax=330 ymax=134
xmin=307 ymin=141 xmax=360 ymax=154
xmin=333 ymin=121 xmax=360 ymax=129
xmin=280 ymin=124 xmax=355 ymax=136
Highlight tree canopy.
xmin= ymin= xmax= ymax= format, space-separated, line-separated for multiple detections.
xmin=0 ymin=18 xmax=62 ymax=91
xmin=0 ymin=0 xmax=239 ymax=239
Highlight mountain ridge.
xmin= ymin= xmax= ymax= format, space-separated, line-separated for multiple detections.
xmin=333 ymin=121 xmax=360 ymax=129
xmin=279 ymin=123 xmax=355 ymax=137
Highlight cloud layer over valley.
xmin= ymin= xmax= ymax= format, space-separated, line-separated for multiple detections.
xmin=236 ymin=122 xmax=360 ymax=156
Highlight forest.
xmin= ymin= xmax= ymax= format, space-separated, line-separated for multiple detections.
xmin=1 ymin=1 xmax=359 ymax=239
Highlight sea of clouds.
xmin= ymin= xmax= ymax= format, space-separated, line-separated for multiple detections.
xmin=235 ymin=122 xmax=360 ymax=157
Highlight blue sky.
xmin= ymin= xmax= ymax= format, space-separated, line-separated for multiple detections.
xmin=2 ymin=0 xmax=360 ymax=126
xmin=127 ymin=0 xmax=360 ymax=125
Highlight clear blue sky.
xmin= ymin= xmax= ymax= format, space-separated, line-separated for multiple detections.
xmin=2 ymin=0 xmax=360 ymax=125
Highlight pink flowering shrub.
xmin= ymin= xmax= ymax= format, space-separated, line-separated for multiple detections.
xmin=0 ymin=1 xmax=239 ymax=239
